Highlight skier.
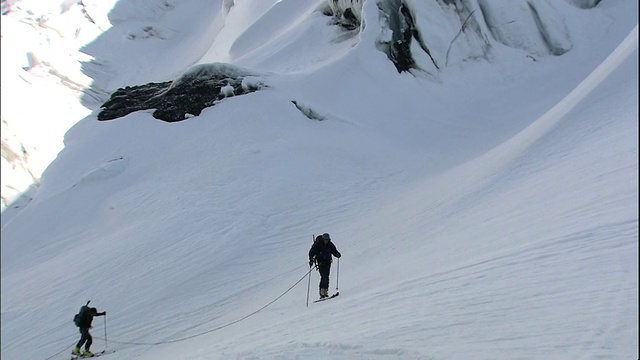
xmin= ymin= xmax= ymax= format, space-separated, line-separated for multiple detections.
xmin=73 ymin=305 xmax=106 ymax=357
xmin=309 ymin=233 xmax=341 ymax=299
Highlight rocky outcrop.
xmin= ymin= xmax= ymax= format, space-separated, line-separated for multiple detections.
xmin=98 ymin=63 xmax=266 ymax=122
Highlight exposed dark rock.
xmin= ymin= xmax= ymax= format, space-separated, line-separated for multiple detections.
xmin=564 ymin=0 xmax=601 ymax=9
xmin=98 ymin=63 xmax=266 ymax=122
xmin=325 ymin=0 xmax=362 ymax=29
xmin=291 ymin=100 xmax=327 ymax=121
xmin=377 ymin=0 xmax=420 ymax=73
xmin=340 ymin=8 xmax=359 ymax=29
xmin=98 ymin=81 xmax=170 ymax=121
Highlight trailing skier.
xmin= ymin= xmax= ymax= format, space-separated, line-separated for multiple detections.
xmin=72 ymin=301 xmax=106 ymax=357
xmin=308 ymin=233 xmax=341 ymax=299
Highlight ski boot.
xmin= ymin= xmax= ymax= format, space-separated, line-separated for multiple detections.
xmin=320 ymin=288 xmax=329 ymax=298
xmin=72 ymin=347 xmax=81 ymax=356
xmin=82 ymin=349 xmax=94 ymax=357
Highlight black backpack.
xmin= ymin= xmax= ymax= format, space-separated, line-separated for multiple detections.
xmin=73 ymin=301 xmax=91 ymax=327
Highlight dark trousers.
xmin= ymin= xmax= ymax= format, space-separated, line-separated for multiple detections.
xmin=318 ymin=262 xmax=331 ymax=289
xmin=76 ymin=327 xmax=93 ymax=350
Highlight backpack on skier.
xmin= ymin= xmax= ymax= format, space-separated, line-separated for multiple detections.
xmin=73 ymin=301 xmax=91 ymax=327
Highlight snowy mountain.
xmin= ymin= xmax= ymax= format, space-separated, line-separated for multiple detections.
xmin=1 ymin=1 xmax=637 ymax=359
xmin=1 ymin=0 xmax=115 ymax=212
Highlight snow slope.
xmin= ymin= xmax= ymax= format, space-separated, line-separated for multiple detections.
xmin=1 ymin=1 xmax=637 ymax=359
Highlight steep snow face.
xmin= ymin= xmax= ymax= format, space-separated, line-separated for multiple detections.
xmin=92 ymin=0 xmax=581 ymax=123
xmin=0 ymin=0 xmax=116 ymax=212
xmin=375 ymin=0 xmax=492 ymax=73
xmin=478 ymin=0 xmax=572 ymax=56
xmin=0 ymin=0 xmax=221 ymax=213
xmin=327 ymin=0 xmax=574 ymax=73
xmin=0 ymin=0 xmax=621 ymax=212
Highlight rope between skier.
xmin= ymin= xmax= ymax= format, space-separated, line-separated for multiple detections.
xmin=44 ymin=266 xmax=313 ymax=359
xmin=93 ymin=266 xmax=314 ymax=346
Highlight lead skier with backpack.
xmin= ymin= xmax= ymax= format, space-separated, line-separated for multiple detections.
xmin=308 ymin=233 xmax=341 ymax=299
xmin=72 ymin=301 xmax=106 ymax=357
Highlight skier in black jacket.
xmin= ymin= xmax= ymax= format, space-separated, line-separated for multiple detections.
xmin=309 ymin=233 xmax=341 ymax=298
xmin=73 ymin=306 xmax=106 ymax=357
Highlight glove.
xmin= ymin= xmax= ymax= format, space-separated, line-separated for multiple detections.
xmin=101 ymin=311 xmax=106 ymax=316
xmin=309 ymin=259 xmax=314 ymax=267
xmin=336 ymin=252 xmax=341 ymax=259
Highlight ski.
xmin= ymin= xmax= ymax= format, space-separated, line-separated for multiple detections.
xmin=71 ymin=350 xmax=114 ymax=359
xmin=313 ymin=292 xmax=339 ymax=303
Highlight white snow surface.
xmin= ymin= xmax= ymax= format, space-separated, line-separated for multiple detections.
xmin=1 ymin=0 xmax=638 ymax=359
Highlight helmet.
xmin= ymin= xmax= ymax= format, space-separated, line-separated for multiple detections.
xmin=322 ymin=233 xmax=331 ymax=240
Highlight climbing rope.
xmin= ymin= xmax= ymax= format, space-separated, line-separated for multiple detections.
xmin=44 ymin=265 xmax=313 ymax=358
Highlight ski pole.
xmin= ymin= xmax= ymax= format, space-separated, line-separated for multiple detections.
xmin=103 ymin=314 xmax=108 ymax=351
xmin=306 ymin=234 xmax=314 ymax=307
xmin=306 ymin=263 xmax=312 ymax=307
xmin=335 ymin=258 xmax=340 ymax=293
